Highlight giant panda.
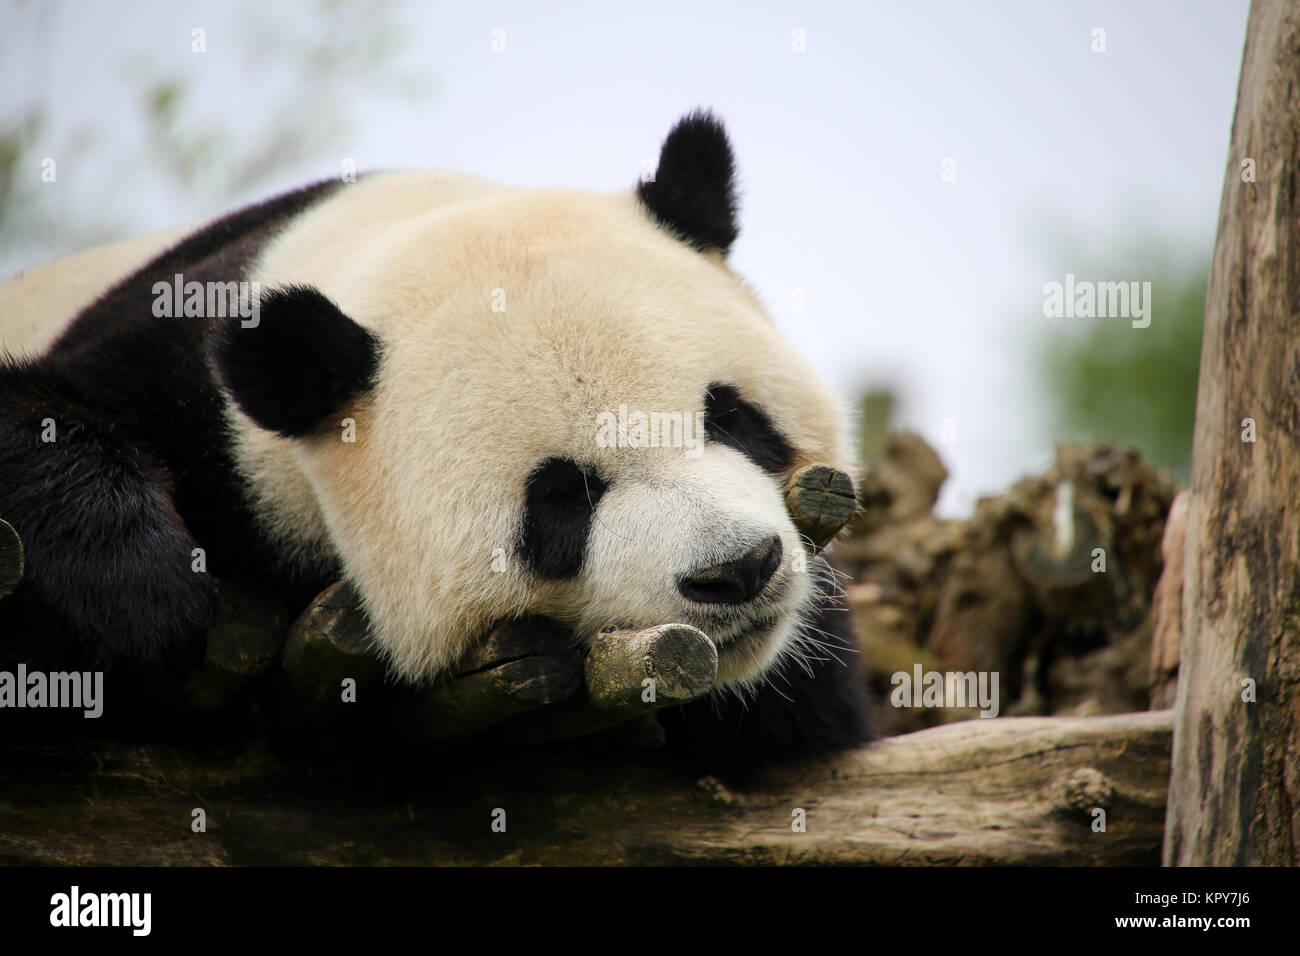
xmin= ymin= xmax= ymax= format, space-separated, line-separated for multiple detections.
xmin=0 ymin=112 xmax=870 ymax=770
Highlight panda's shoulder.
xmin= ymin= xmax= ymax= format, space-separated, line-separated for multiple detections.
xmin=0 ymin=223 xmax=194 ymax=358
xmin=45 ymin=179 xmax=349 ymax=356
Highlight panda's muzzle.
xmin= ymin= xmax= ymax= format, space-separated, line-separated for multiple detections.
xmin=677 ymin=535 xmax=782 ymax=606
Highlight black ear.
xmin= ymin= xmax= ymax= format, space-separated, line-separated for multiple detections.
xmin=211 ymin=285 xmax=379 ymax=437
xmin=637 ymin=110 xmax=739 ymax=254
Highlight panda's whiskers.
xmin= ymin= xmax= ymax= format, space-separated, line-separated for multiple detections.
xmin=792 ymin=624 xmax=852 ymax=667
xmin=816 ymin=560 xmax=852 ymax=586
xmin=750 ymin=556 xmax=848 ymax=689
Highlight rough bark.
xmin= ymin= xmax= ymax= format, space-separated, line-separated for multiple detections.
xmin=0 ymin=710 xmax=1172 ymax=866
xmin=497 ymin=623 xmax=716 ymax=744
xmin=785 ymin=463 xmax=856 ymax=550
xmin=1165 ymin=0 xmax=1300 ymax=866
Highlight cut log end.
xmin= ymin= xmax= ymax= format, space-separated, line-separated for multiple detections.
xmin=585 ymin=622 xmax=717 ymax=707
xmin=494 ymin=622 xmax=718 ymax=745
xmin=785 ymin=464 xmax=857 ymax=551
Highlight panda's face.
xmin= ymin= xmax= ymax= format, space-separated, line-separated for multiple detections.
xmin=221 ymin=114 xmax=853 ymax=688
xmin=518 ymin=385 xmax=814 ymax=689
xmin=522 ymin=446 xmax=811 ymax=688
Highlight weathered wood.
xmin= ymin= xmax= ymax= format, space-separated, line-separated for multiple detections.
xmin=411 ymin=621 xmax=719 ymax=745
xmin=0 ymin=710 xmax=1173 ymax=865
xmin=406 ymin=616 xmax=585 ymax=744
xmin=844 ymin=439 xmax=1173 ymax=734
xmin=785 ymin=463 xmax=856 ymax=551
xmin=273 ymin=578 xmax=720 ymax=745
xmin=280 ymin=580 xmax=386 ymax=715
xmin=0 ymin=518 xmax=22 ymax=602
xmin=1166 ymin=0 xmax=1300 ymax=866
xmin=728 ymin=709 xmax=1173 ymax=865
xmin=849 ymin=430 xmax=949 ymax=535
xmin=585 ymin=623 xmax=715 ymax=705
xmin=497 ymin=623 xmax=716 ymax=743
xmin=208 ymin=579 xmax=713 ymax=745
xmin=1148 ymin=491 xmax=1187 ymax=710
xmin=183 ymin=582 xmax=290 ymax=712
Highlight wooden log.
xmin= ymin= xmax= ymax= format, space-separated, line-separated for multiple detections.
xmin=1008 ymin=483 xmax=1119 ymax=621
xmin=277 ymin=584 xmax=711 ymax=745
xmin=0 ymin=518 xmax=22 ymax=602
xmin=280 ymin=580 xmax=386 ymax=714
xmin=786 ymin=463 xmax=856 ymax=551
xmin=0 ymin=710 xmax=1173 ymax=865
xmin=1166 ymin=0 xmax=1300 ymax=866
xmin=698 ymin=710 xmax=1174 ymax=865
xmin=851 ymin=430 xmax=949 ymax=532
xmin=496 ymin=623 xmax=717 ymax=743
xmin=182 ymin=582 xmax=290 ymax=712
xmin=584 ymin=623 xmax=715 ymax=706
xmin=406 ymin=616 xmax=585 ymax=744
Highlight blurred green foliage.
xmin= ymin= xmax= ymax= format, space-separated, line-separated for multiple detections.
xmin=1039 ymin=255 xmax=1207 ymax=482
xmin=0 ymin=0 xmax=427 ymax=274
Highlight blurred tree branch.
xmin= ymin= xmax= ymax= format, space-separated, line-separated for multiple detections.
xmin=0 ymin=0 xmax=431 ymax=275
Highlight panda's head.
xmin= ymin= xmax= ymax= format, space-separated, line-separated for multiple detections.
xmin=214 ymin=112 xmax=854 ymax=691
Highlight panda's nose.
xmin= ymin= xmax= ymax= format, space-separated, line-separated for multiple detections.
xmin=677 ymin=535 xmax=783 ymax=605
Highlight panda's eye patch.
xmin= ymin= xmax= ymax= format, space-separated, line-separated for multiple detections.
xmin=520 ymin=457 xmax=608 ymax=579
xmin=703 ymin=383 xmax=795 ymax=474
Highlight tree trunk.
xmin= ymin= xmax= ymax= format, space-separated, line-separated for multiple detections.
xmin=1165 ymin=0 xmax=1300 ymax=866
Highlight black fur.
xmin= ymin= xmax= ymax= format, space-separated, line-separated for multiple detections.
xmin=703 ymin=383 xmax=795 ymax=474
xmin=637 ymin=110 xmax=739 ymax=253
xmin=0 ymin=361 xmax=215 ymax=672
xmin=52 ymin=180 xmax=342 ymax=355
xmin=212 ymin=285 xmax=380 ymax=438
xmin=520 ymin=457 xmax=607 ymax=578
xmin=660 ymin=564 xmax=873 ymax=776
xmin=0 ymin=180 xmax=343 ymax=672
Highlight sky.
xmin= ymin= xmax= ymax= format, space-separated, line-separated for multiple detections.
xmin=0 ymin=0 xmax=1251 ymax=514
